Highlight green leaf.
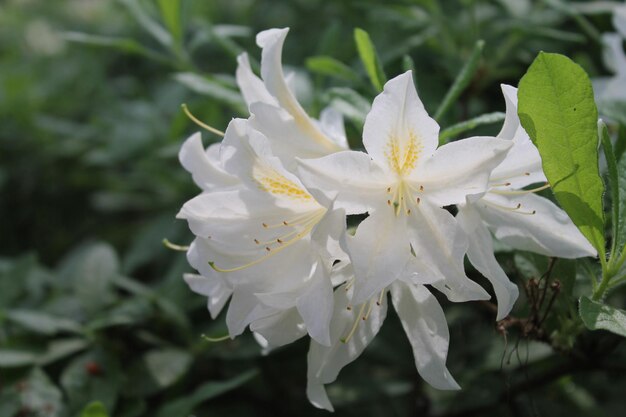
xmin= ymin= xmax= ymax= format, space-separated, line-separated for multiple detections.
xmin=579 ymin=296 xmax=626 ymax=337
xmin=518 ymin=52 xmax=605 ymax=255
xmin=63 ymin=32 xmax=170 ymax=64
xmin=354 ymin=28 xmax=387 ymax=91
xmin=19 ymin=368 xmax=65 ymax=416
xmin=439 ymin=112 xmax=505 ymax=144
xmin=157 ymin=0 xmax=183 ymax=46
xmin=174 ymin=72 xmax=245 ymax=112
xmin=38 ymin=338 xmax=90 ymax=366
xmin=118 ymin=0 xmax=173 ymax=48
xmin=154 ymin=369 xmax=259 ymax=417
xmin=61 ymin=350 xmax=122 ymax=414
xmin=125 ymin=349 xmax=192 ymax=397
xmin=434 ymin=39 xmax=485 ymax=121
xmin=599 ymin=121 xmax=621 ymax=258
xmin=5 ymin=309 xmax=81 ymax=335
xmin=80 ymin=402 xmax=110 ymax=417
xmin=324 ymin=87 xmax=371 ymax=128
xmin=305 ymin=56 xmax=359 ymax=82
xmin=0 ymin=349 xmax=38 ymax=367
xmin=616 ymin=144 xmax=626 ymax=255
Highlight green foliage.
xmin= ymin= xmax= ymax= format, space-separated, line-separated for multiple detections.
xmin=80 ymin=402 xmax=110 ymax=417
xmin=518 ymin=52 xmax=605 ymax=256
xmin=579 ymin=297 xmax=626 ymax=337
xmin=354 ymin=28 xmax=387 ymax=92
xmin=2 ymin=1 xmax=626 ymax=416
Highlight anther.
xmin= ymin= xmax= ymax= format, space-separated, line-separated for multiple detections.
xmin=524 ymin=172 xmax=530 ymax=176
xmin=262 ymin=223 xmax=268 ymax=228
xmin=416 ymin=197 xmax=421 ymax=204
xmin=406 ymin=209 xmax=411 ymax=215
xmin=387 ymin=199 xmax=392 ymax=206
xmin=387 ymin=187 xmax=391 ymax=193
xmin=346 ymin=305 xmax=352 ymax=310
xmin=276 ymin=238 xmax=283 ymax=244
xmin=254 ymin=239 xmax=260 ymax=244
xmin=419 ymin=185 xmax=424 ymax=191
xmin=265 ymin=246 xmax=271 ymax=252
xmin=283 ymin=221 xmax=289 ymax=226
xmin=516 ymin=203 xmax=521 ymax=209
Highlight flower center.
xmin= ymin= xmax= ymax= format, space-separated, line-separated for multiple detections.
xmin=386 ymin=180 xmax=424 ymax=216
xmin=385 ymin=131 xmax=422 ymax=177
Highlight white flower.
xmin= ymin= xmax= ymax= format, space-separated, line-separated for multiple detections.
xmin=456 ymin=85 xmax=597 ymax=320
xmin=178 ymin=119 xmax=348 ymax=346
xmin=297 ymin=71 xmax=513 ymax=307
xmin=306 ymin=280 xmax=458 ymax=411
xmin=236 ymin=28 xmax=348 ymax=166
xmin=594 ymin=33 xmax=626 ymax=105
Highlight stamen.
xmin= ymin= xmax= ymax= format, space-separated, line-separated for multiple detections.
xmin=491 ymin=183 xmax=550 ymax=196
xmin=201 ymin=334 xmax=231 ymax=343
xmin=387 ymin=187 xmax=391 ymax=193
xmin=162 ymin=238 xmax=189 ymax=251
xmin=376 ymin=289 xmax=385 ymax=306
xmin=419 ymin=185 xmax=424 ymax=192
xmin=210 ymin=210 xmax=326 ymax=272
xmin=341 ymin=304 xmax=367 ymax=344
xmin=276 ymin=238 xmax=283 ymax=244
xmin=416 ymin=197 xmax=421 ymax=204
xmin=254 ymin=239 xmax=260 ymax=244
xmin=387 ymin=199 xmax=392 ymax=206
xmin=491 ymin=182 xmax=512 ymax=187
xmin=363 ymin=299 xmax=375 ymax=320
xmin=483 ymin=200 xmax=537 ymax=215
xmin=181 ymin=104 xmax=225 ymax=137
xmin=262 ymin=223 xmax=268 ymax=228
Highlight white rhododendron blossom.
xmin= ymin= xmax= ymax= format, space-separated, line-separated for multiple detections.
xmin=456 ymin=85 xmax=597 ymax=321
xmin=594 ymin=33 xmax=626 ymax=105
xmin=176 ymin=27 xmax=596 ymax=412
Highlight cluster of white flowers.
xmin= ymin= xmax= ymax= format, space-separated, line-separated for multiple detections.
xmin=177 ymin=28 xmax=596 ymax=411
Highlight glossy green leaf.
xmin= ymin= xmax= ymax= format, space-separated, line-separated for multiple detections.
xmin=579 ymin=296 xmax=626 ymax=337
xmin=154 ymin=369 xmax=259 ymax=417
xmin=305 ymin=56 xmax=359 ymax=82
xmin=80 ymin=402 xmax=110 ymax=417
xmin=434 ymin=39 xmax=485 ymax=121
xmin=616 ymin=148 xmax=626 ymax=257
xmin=518 ymin=52 xmax=605 ymax=255
xmin=354 ymin=28 xmax=387 ymax=91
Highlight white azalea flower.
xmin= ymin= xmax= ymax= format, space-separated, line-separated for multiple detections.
xmin=306 ymin=275 xmax=459 ymax=411
xmin=178 ymin=132 xmax=240 ymax=192
xmin=297 ymin=71 xmax=512 ymax=306
xmin=456 ymin=85 xmax=597 ymax=320
xmin=178 ymin=118 xmax=347 ymax=346
xmin=594 ymin=33 xmax=626 ymax=105
xmin=236 ymin=28 xmax=348 ymax=166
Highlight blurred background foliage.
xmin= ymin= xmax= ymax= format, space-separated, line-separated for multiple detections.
xmin=1 ymin=0 xmax=625 ymax=416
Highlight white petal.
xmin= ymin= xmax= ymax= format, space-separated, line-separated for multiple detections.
xmin=256 ymin=28 xmax=342 ymax=155
xmin=296 ymin=262 xmax=334 ymax=346
xmin=615 ymin=5 xmax=626 ymax=39
xmin=235 ymin=52 xmax=278 ymax=107
xmin=297 ymin=151 xmax=391 ymax=215
xmin=249 ymin=102 xmax=337 ymax=164
xmin=478 ymin=193 xmax=597 ymax=258
xmin=412 ymin=136 xmax=512 ymax=206
xmin=497 ymin=84 xmax=520 ymax=140
xmin=306 ymin=285 xmax=388 ymax=411
xmin=457 ymin=205 xmax=519 ymax=320
xmin=602 ymin=33 xmax=626 ymax=76
xmin=250 ymin=308 xmax=306 ymax=348
xmin=390 ymin=282 xmax=460 ymax=390
xmin=183 ymin=273 xmax=232 ymax=319
xmin=310 ymin=205 xmax=350 ymax=264
xmin=347 ymin=209 xmax=412 ymax=305
xmin=363 ymin=71 xmax=439 ymax=174
xmin=407 ymin=202 xmax=490 ymax=302
xmin=319 ymin=106 xmax=349 ymax=149
xmin=226 ymin=287 xmax=277 ymax=337
xmin=178 ymin=132 xmax=239 ymax=191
